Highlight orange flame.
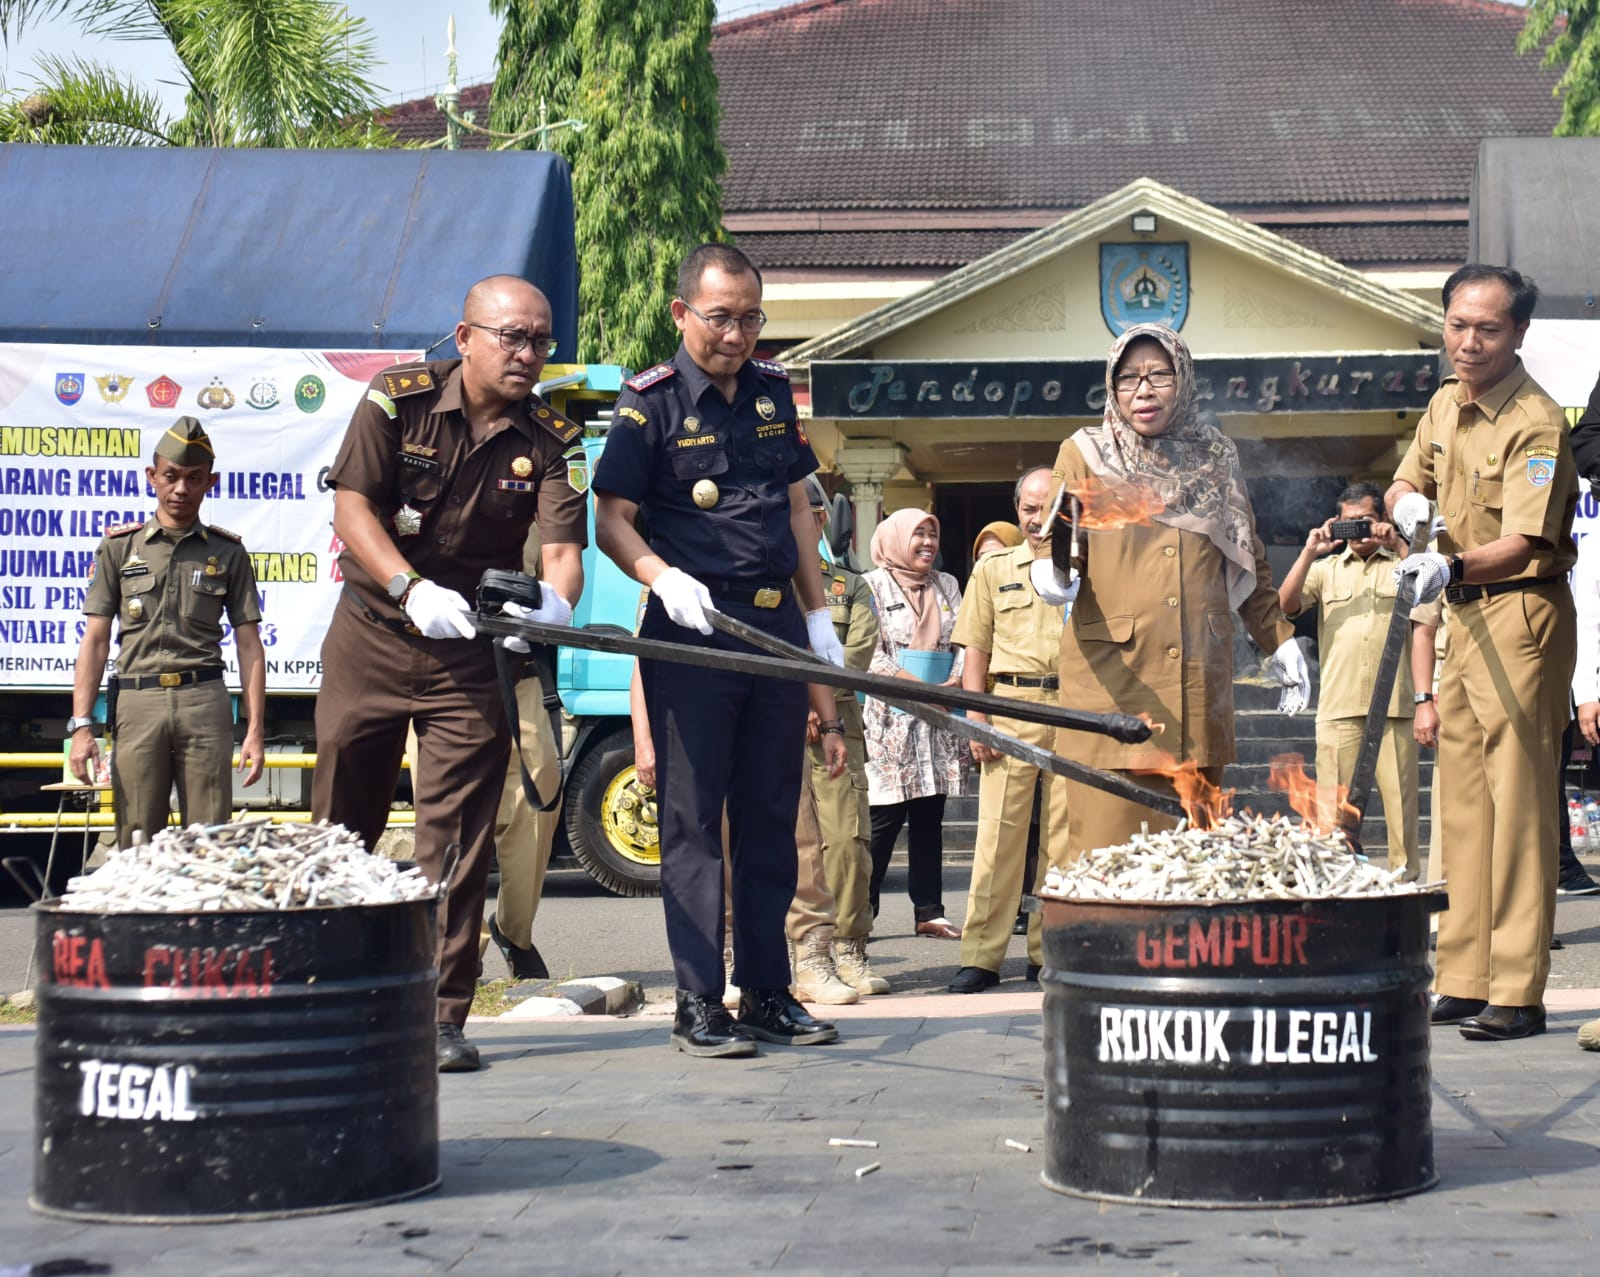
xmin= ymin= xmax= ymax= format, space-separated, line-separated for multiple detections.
xmin=1267 ymin=754 xmax=1358 ymax=834
xmin=1061 ymin=474 xmax=1168 ymax=532
xmin=1134 ymin=753 xmax=1234 ymax=829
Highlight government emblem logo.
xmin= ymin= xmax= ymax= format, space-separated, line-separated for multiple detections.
xmin=755 ymin=396 xmax=776 ymax=421
xmin=246 ymin=378 xmax=279 ymax=410
xmin=1528 ymin=457 xmax=1555 ymax=488
xmin=564 ymin=445 xmax=590 ymax=494
xmin=684 ymin=416 xmax=701 ymax=434
xmin=1100 ymin=243 xmax=1190 ymax=335
xmin=197 ymin=378 xmax=236 ymax=410
xmin=55 ymin=373 xmax=85 ymax=406
xmin=95 ymin=373 xmax=134 ymax=404
xmin=145 ymin=375 xmax=182 ymax=409
xmin=511 ymin=456 xmax=533 ymax=478
xmin=294 ymin=374 xmax=325 ymax=413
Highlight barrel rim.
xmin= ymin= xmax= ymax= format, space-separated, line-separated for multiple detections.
xmin=1039 ymin=1169 xmax=1440 ymax=1210
xmin=32 ymin=896 xmax=441 ymax=919
xmin=29 ymin=1175 xmax=441 ymax=1225
xmin=1039 ymin=890 xmax=1448 ymax=911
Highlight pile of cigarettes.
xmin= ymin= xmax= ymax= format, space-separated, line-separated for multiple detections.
xmin=1040 ymin=813 xmax=1440 ymax=902
xmin=58 ymin=819 xmax=436 ymax=912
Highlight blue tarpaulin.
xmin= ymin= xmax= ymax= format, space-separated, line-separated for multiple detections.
xmin=0 ymin=145 xmax=579 ymax=353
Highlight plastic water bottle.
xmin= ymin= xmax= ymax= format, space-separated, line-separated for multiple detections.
xmin=1585 ymin=798 xmax=1600 ymax=849
xmin=1571 ymin=797 xmax=1587 ymax=850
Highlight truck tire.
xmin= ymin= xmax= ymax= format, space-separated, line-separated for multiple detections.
xmin=564 ymin=727 xmax=662 ymax=898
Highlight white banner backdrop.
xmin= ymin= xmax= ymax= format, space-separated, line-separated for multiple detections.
xmin=0 ymin=343 xmax=421 ymax=691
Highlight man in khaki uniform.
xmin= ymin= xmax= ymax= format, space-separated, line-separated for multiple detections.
xmin=1278 ymin=481 xmax=1421 ymax=879
xmin=69 ymin=417 xmax=266 ymax=848
xmin=1388 ymin=263 xmax=1578 ymax=1042
xmin=803 ymin=479 xmax=889 ymax=997
xmin=949 ymin=467 xmax=1067 ymax=991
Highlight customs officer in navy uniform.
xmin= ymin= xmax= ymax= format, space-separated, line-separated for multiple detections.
xmin=594 ymin=243 xmax=849 ymax=1058
xmin=313 ymin=275 xmax=585 ymax=1073
xmin=69 ymin=417 xmax=266 ymax=849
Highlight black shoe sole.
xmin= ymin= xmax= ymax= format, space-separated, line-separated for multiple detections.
xmin=738 ymin=1023 xmax=839 ymax=1046
xmin=669 ymin=1031 xmax=758 ymax=1058
xmin=948 ymin=970 xmax=1000 ymax=994
xmin=1459 ymin=1019 xmax=1547 ymax=1041
xmin=489 ymin=915 xmax=550 ymax=980
xmin=437 ymin=1052 xmax=481 ymax=1073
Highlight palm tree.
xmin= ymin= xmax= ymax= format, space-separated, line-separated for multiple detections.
xmin=0 ymin=0 xmax=393 ymax=147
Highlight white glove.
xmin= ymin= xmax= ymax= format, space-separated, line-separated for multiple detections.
xmin=1391 ymin=492 xmax=1432 ymax=541
xmin=806 ymin=608 xmax=846 ymax=667
xmin=403 ymin=578 xmax=476 ymax=640
xmin=651 ymin=566 xmax=716 ymax=635
xmin=1029 ymin=556 xmax=1080 ymax=606
xmin=1393 ymin=552 xmax=1451 ymax=606
xmin=499 ymin=589 xmax=573 ymax=653
xmin=1271 ymin=637 xmax=1311 ymax=716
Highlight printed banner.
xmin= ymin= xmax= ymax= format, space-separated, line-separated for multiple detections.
xmin=0 ymin=343 xmax=421 ymax=692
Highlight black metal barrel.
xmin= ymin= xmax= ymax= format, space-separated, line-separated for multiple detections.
xmin=32 ymin=899 xmax=440 ymax=1222
xmin=1040 ymin=893 xmax=1442 ymax=1208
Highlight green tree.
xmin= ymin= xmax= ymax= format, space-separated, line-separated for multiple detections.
xmin=1521 ymin=0 xmax=1600 ymax=136
xmin=489 ymin=0 xmax=727 ymax=367
xmin=0 ymin=0 xmax=392 ymax=147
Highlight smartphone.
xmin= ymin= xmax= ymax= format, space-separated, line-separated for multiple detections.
xmin=1330 ymin=518 xmax=1372 ymax=542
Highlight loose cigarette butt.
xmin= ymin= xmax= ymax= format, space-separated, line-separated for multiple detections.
xmin=854 ymin=1161 xmax=881 ymax=1178
xmin=829 ymin=1137 xmax=879 ymax=1148
xmin=1004 ymin=1139 xmax=1032 ymax=1153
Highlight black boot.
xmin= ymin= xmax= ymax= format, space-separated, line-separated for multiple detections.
xmin=671 ymin=989 xmax=757 ymax=1058
xmin=488 ymin=914 xmax=550 ymax=980
xmin=737 ymin=987 xmax=839 ymax=1045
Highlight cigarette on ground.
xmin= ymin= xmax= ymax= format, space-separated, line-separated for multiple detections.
xmin=854 ymin=1161 xmax=881 ymax=1178
xmin=1005 ymin=1139 xmax=1032 ymax=1153
xmin=829 ymin=1137 xmax=879 ymax=1148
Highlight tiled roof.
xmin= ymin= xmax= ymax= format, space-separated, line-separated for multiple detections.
xmin=376 ymin=83 xmax=491 ymax=149
xmin=734 ymin=228 xmax=1027 ymax=269
xmin=1272 ymin=221 xmax=1468 ymax=267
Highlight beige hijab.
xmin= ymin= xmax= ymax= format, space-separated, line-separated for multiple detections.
xmin=1071 ymin=322 xmax=1257 ymax=610
xmin=870 ymin=508 xmax=945 ymax=650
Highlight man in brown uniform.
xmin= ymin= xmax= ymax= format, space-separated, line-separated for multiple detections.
xmin=313 ymin=276 xmax=587 ymax=1072
xmin=1387 ymin=264 xmax=1578 ymax=1042
xmin=69 ymin=417 xmax=265 ymax=847
xmin=949 ymin=466 xmax=1067 ymax=991
xmin=1278 ymin=482 xmax=1421 ymax=879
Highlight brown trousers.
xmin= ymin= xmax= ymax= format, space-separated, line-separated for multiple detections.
xmin=808 ymin=697 xmax=874 ymax=940
xmin=112 ymin=679 xmax=234 ymax=848
xmin=312 ymin=602 xmax=509 ymax=1027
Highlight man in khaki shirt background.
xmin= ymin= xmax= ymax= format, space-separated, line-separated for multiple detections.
xmin=1278 ymin=481 xmax=1420 ymax=879
xmin=948 ymin=466 xmax=1068 ymax=992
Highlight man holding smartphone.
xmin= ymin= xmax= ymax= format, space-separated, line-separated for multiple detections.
xmin=1277 ymin=481 xmax=1422 ymax=879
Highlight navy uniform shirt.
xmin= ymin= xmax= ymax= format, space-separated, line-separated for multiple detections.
xmin=594 ymin=344 xmax=818 ymax=582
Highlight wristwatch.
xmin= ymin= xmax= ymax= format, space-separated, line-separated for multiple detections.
xmin=1413 ymin=692 xmax=1434 ymax=705
xmin=387 ymin=570 xmax=422 ymax=601
xmin=1447 ymin=555 xmax=1466 ymax=586
xmin=64 ymin=716 xmax=97 ymax=735
xmin=818 ymin=719 xmax=846 ymax=736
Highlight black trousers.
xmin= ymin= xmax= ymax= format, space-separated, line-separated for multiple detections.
xmin=638 ymin=595 xmax=808 ymax=997
xmin=868 ymin=794 xmax=948 ymax=923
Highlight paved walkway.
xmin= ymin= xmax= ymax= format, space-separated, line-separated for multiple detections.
xmin=3 ymin=988 xmax=1600 ymax=1275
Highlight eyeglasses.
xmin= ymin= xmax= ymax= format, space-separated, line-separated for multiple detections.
xmin=1113 ymin=370 xmax=1176 ymax=392
xmin=679 ymin=300 xmax=768 ymax=334
xmin=468 ymin=324 xmax=557 ymax=358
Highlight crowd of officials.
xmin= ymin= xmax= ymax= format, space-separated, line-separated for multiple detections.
xmin=67 ymin=248 xmax=1600 ymax=1068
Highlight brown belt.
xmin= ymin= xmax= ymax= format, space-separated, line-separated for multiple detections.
xmin=119 ymin=668 xmax=225 ymax=691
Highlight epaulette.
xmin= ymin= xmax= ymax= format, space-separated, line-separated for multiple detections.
xmin=107 ymin=521 xmax=144 ymax=537
xmin=751 ymin=357 xmax=790 ymax=381
xmin=379 ymin=365 xmax=438 ymax=400
xmin=527 ymin=399 xmax=583 ymax=446
xmin=206 ymin=524 xmax=243 ymax=542
xmin=626 ymin=363 xmax=677 ymax=392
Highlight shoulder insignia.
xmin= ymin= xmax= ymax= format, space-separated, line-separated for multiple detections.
xmin=206 ymin=524 xmax=243 ymax=542
xmin=626 ymin=363 xmax=677 ymax=392
xmin=618 ymin=405 xmax=648 ymax=426
xmin=751 ymin=357 xmax=790 ymax=381
xmin=380 ymin=366 xmax=437 ymax=400
xmin=107 ymin=521 xmax=144 ymax=537
xmin=529 ymin=399 xmax=583 ymax=446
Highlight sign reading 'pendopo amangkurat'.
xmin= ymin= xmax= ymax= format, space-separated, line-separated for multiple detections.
xmin=811 ymin=354 xmax=1443 ymax=420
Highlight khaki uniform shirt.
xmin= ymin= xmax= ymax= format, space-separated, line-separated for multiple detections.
xmin=328 ymin=358 xmax=588 ymax=622
xmin=1040 ymin=438 xmax=1295 ymax=769
xmin=951 ymin=540 xmax=1064 ymax=677
xmin=84 ymin=518 xmax=260 ymax=678
xmin=820 ymin=556 xmax=879 ymax=698
xmin=1296 ymin=545 xmax=1417 ymax=722
xmin=1394 ymin=363 xmax=1578 ymax=573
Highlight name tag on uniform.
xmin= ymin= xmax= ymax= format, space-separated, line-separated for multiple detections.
xmin=1430 ymin=440 xmax=1445 ymax=454
xmin=397 ymin=452 xmax=439 ymax=471
xmin=885 ymin=602 xmax=905 ymax=612
xmin=120 ymin=564 xmax=149 ymax=578
xmin=998 ymin=582 xmax=1024 ymax=592
xmin=497 ymin=479 xmax=534 ymax=492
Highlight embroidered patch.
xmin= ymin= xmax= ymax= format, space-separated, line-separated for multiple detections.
xmin=1527 ymin=457 xmax=1555 ymax=488
xmin=565 ymin=445 xmax=591 ymax=494
xmin=497 ymin=479 xmax=535 ymax=492
xmin=1526 ymin=444 xmax=1559 ymax=459
xmin=397 ymin=452 xmax=438 ymax=471
xmin=367 ymin=387 xmax=398 ymax=420
xmin=618 ymin=405 xmax=648 ymax=426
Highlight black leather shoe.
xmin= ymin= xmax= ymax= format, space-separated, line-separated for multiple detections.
xmin=436 ymin=1022 xmax=481 ymax=1073
xmin=948 ymin=966 xmax=1000 ymax=993
xmin=1429 ymin=994 xmax=1487 ymax=1025
xmin=1459 ymin=1004 xmax=1547 ymax=1041
xmin=670 ymin=990 xmax=757 ymax=1058
xmin=1012 ymin=913 xmax=1028 ymax=936
xmin=737 ymin=987 xmax=839 ymax=1045
xmin=488 ymin=913 xmax=549 ymax=980
xmin=1026 ymin=963 xmax=1043 ymax=982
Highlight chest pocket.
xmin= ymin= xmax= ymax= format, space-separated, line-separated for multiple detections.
xmin=1470 ymin=476 xmax=1503 ymax=510
xmin=1077 ymin=613 xmax=1134 ymax=645
xmin=183 ymin=572 xmax=227 ymax=626
xmin=670 ymin=446 xmax=730 ymax=483
xmin=398 ymin=468 xmax=443 ymax=504
xmin=482 ymin=486 xmax=537 ymax=521
xmin=752 ymin=435 xmax=795 ymax=471
xmin=829 ymin=602 xmax=851 ymax=626
xmin=119 ymin=575 xmax=156 ymax=629
xmin=991 ymin=587 xmax=1037 ymax=644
